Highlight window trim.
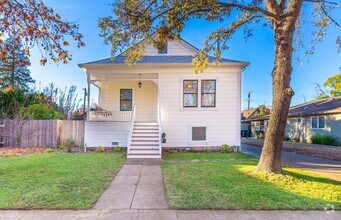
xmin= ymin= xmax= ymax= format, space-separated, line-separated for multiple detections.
xmin=183 ymin=80 xmax=198 ymax=108
xmin=201 ymin=80 xmax=216 ymax=107
xmin=120 ymin=89 xmax=133 ymax=111
xmin=297 ymin=117 xmax=302 ymax=123
xmin=311 ymin=116 xmax=326 ymax=129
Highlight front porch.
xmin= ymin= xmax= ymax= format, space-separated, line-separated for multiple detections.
xmin=84 ymin=73 xmax=162 ymax=158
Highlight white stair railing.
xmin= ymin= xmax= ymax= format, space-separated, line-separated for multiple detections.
xmin=158 ymin=103 xmax=162 ymax=155
xmin=127 ymin=103 xmax=136 ymax=155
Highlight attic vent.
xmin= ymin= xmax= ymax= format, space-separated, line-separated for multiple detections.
xmin=192 ymin=127 xmax=206 ymax=141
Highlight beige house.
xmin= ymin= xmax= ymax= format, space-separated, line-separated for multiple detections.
xmin=249 ymin=97 xmax=341 ymax=143
xmin=78 ymin=38 xmax=248 ymax=158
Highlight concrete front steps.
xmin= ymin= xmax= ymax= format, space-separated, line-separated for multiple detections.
xmin=127 ymin=122 xmax=161 ymax=159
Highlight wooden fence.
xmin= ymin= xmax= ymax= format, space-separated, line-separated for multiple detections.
xmin=0 ymin=120 xmax=84 ymax=148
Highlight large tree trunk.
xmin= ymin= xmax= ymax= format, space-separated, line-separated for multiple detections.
xmin=255 ymin=21 xmax=296 ymax=173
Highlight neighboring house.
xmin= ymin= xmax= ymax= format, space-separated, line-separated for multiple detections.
xmin=249 ymin=97 xmax=341 ymax=142
xmin=78 ymin=37 xmax=248 ymax=158
xmin=241 ymin=106 xmax=270 ymax=137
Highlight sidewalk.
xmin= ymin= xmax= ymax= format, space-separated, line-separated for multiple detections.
xmin=241 ymin=144 xmax=341 ymax=181
xmin=93 ymin=159 xmax=168 ymax=210
xmin=0 ymin=209 xmax=339 ymax=220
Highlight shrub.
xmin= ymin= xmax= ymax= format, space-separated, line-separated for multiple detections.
xmin=292 ymin=137 xmax=300 ymax=142
xmin=46 ymin=148 xmax=54 ymax=153
xmin=257 ymin=133 xmax=264 ymax=139
xmin=311 ymin=135 xmax=337 ymax=146
xmin=189 ymin=147 xmax=194 ymax=152
xmin=114 ymin=146 xmax=121 ymax=152
xmin=96 ymin=146 xmax=105 ymax=152
xmin=63 ymin=138 xmax=76 ymax=152
xmin=221 ymin=144 xmax=233 ymax=153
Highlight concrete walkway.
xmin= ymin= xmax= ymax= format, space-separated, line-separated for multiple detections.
xmin=241 ymin=144 xmax=341 ymax=181
xmin=93 ymin=159 xmax=168 ymax=210
xmin=0 ymin=210 xmax=340 ymax=220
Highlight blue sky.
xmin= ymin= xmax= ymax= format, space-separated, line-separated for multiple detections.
xmin=29 ymin=0 xmax=341 ymax=110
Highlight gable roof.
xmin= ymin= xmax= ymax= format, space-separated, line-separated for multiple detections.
xmin=78 ymin=36 xmax=248 ymax=68
xmin=79 ymin=55 xmax=245 ymax=66
xmin=249 ymin=96 xmax=341 ymax=121
xmin=241 ymin=108 xmax=258 ymax=120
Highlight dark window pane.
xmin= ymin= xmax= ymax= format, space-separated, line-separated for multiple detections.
xmin=120 ymin=101 xmax=132 ymax=111
xmin=184 ymin=94 xmax=197 ymax=107
xmin=319 ymin=117 xmax=325 ymax=128
xmin=120 ymin=89 xmax=132 ymax=101
xmin=184 ymin=80 xmax=198 ymax=93
xmin=202 ymin=80 xmax=216 ymax=93
xmin=201 ymin=94 xmax=215 ymax=107
xmin=311 ymin=117 xmax=317 ymax=128
xmin=192 ymin=127 xmax=206 ymax=141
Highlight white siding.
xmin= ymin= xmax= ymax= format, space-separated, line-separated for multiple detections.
xmin=84 ymin=121 xmax=129 ymax=147
xmin=99 ymin=81 xmax=158 ymax=121
xmin=159 ymin=70 xmax=241 ymax=147
xmin=144 ymin=40 xmax=196 ymax=56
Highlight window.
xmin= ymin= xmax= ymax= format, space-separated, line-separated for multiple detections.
xmin=158 ymin=43 xmax=167 ymax=54
xmin=183 ymin=80 xmax=198 ymax=107
xmin=192 ymin=127 xmax=206 ymax=141
xmin=311 ymin=116 xmax=325 ymax=129
xmin=297 ymin=118 xmax=302 ymax=123
xmin=201 ymin=80 xmax=216 ymax=107
xmin=120 ymin=89 xmax=132 ymax=111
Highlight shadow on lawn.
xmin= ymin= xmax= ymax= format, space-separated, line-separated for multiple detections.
xmin=162 ymin=154 xmax=340 ymax=210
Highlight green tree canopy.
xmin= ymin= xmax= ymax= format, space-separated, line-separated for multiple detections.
xmin=0 ymin=37 xmax=35 ymax=91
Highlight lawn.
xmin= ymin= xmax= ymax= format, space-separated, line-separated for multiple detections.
xmin=161 ymin=153 xmax=341 ymax=210
xmin=0 ymin=152 xmax=125 ymax=209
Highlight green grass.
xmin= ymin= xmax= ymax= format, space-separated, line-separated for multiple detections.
xmin=0 ymin=153 xmax=125 ymax=209
xmin=161 ymin=153 xmax=341 ymax=210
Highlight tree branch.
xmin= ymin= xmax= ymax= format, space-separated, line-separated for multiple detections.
xmin=318 ymin=2 xmax=341 ymax=28
xmin=303 ymin=0 xmax=340 ymax=6
xmin=217 ymin=2 xmax=280 ymax=19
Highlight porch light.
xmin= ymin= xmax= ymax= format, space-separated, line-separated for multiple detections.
xmin=138 ymin=74 xmax=142 ymax=88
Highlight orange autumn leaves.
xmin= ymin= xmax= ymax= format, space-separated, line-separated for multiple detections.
xmin=0 ymin=0 xmax=85 ymax=66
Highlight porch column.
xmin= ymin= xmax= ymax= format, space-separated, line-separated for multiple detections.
xmin=87 ymin=73 xmax=91 ymax=121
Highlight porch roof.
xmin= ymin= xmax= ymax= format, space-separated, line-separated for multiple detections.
xmin=79 ymin=55 xmax=246 ymax=66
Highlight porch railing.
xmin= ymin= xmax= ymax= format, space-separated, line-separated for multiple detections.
xmin=157 ymin=102 xmax=162 ymax=155
xmin=89 ymin=110 xmax=131 ymax=121
xmin=127 ymin=103 xmax=136 ymax=155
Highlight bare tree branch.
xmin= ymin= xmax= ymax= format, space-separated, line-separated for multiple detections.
xmin=318 ymin=2 xmax=341 ymax=28
xmin=217 ymin=2 xmax=280 ymax=19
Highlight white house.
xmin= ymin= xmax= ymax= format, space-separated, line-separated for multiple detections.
xmin=78 ymin=38 xmax=248 ymax=158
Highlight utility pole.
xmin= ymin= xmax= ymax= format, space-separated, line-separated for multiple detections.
xmin=82 ymin=88 xmax=87 ymax=120
xmin=247 ymin=91 xmax=251 ymax=110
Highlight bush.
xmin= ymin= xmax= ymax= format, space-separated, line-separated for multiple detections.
xmin=96 ymin=146 xmax=105 ymax=152
xmin=257 ymin=133 xmax=264 ymax=139
xmin=311 ymin=135 xmax=337 ymax=146
xmin=46 ymin=148 xmax=54 ymax=153
xmin=292 ymin=137 xmax=300 ymax=142
xmin=221 ymin=144 xmax=233 ymax=153
xmin=63 ymin=138 xmax=76 ymax=152
xmin=114 ymin=146 xmax=121 ymax=152
xmin=20 ymin=104 xmax=64 ymax=120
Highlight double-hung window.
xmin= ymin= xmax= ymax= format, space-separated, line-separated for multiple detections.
xmin=311 ymin=116 xmax=325 ymax=129
xmin=120 ymin=89 xmax=132 ymax=111
xmin=183 ymin=80 xmax=198 ymax=107
xmin=201 ymin=80 xmax=216 ymax=107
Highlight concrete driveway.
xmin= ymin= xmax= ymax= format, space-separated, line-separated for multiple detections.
xmin=241 ymin=144 xmax=341 ymax=181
